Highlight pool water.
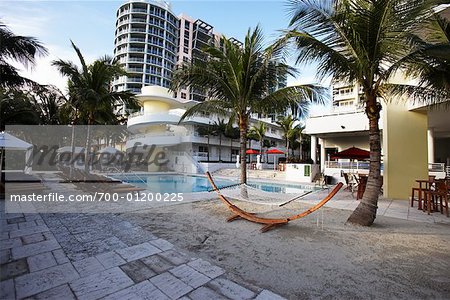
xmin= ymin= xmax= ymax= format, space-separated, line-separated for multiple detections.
xmin=111 ymin=174 xmax=317 ymax=194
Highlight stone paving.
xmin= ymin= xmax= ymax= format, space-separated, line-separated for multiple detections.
xmin=2 ymin=172 xmax=449 ymax=299
xmin=0 ymin=207 xmax=285 ymax=300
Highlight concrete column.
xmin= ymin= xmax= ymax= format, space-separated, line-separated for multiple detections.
xmin=311 ymin=136 xmax=317 ymax=163
xmin=319 ymin=138 xmax=326 ymax=172
xmin=427 ymin=128 xmax=435 ymax=164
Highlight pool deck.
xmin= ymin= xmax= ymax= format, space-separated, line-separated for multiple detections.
xmin=1 ymin=172 xmax=448 ymax=299
xmin=0 ymin=173 xmax=285 ymax=300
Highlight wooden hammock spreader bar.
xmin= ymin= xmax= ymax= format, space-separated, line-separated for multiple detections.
xmin=205 ymin=172 xmax=343 ymax=232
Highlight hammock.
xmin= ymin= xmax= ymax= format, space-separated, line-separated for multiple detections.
xmin=206 ymin=172 xmax=343 ymax=232
xmin=209 ymin=182 xmax=313 ymax=206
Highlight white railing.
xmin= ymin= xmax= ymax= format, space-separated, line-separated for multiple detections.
xmin=446 ymin=166 xmax=450 ymax=178
xmin=325 ymin=160 xmax=379 ymax=170
xmin=428 ymin=163 xmax=445 ymax=172
xmin=129 ymin=132 xmax=176 ymax=140
xmin=130 ymin=28 xmax=146 ymax=33
xmin=131 ymin=8 xmax=147 ymax=13
xmin=128 ymin=58 xmax=145 ymax=62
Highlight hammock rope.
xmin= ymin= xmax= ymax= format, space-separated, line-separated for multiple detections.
xmin=205 ymin=172 xmax=343 ymax=232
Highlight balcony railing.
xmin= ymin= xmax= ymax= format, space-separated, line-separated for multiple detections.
xmin=130 ymin=28 xmax=146 ymax=33
xmin=129 ymin=38 xmax=146 ymax=43
xmin=128 ymin=58 xmax=145 ymax=62
xmin=131 ymin=8 xmax=147 ymax=13
xmin=429 ymin=163 xmax=445 ymax=172
xmin=129 ymin=48 xmax=145 ymax=52
xmin=131 ymin=18 xmax=147 ymax=23
xmin=127 ymin=78 xmax=142 ymax=83
xmin=325 ymin=160 xmax=384 ymax=170
xmin=127 ymin=68 xmax=144 ymax=73
xmin=117 ymin=19 xmax=129 ymax=26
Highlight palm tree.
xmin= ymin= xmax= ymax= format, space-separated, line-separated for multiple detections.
xmin=0 ymin=88 xmax=41 ymax=131
xmin=0 ymin=22 xmax=48 ymax=88
xmin=172 ymin=26 xmax=327 ymax=184
xmin=248 ymin=122 xmax=267 ymax=160
xmin=30 ymin=85 xmax=67 ymax=125
xmin=212 ymin=119 xmax=228 ymax=162
xmin=276 ymin=115 xmax=300 ymax=161
xmin=387 ymin=11 xmax=450 ymax=100
xmin=281 ymin=0 xmax=445 ymax=226
xmin=52 ymin=41 xmax=137 ymax=172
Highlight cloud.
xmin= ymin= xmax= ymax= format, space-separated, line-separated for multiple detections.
xmin=0 ymin=4 xmax=51 ymax=37
xmin=13 ymin=43 xmax=97 ymax=93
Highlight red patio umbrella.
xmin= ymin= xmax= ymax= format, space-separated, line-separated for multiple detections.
xmin=266 ymin=148 xmax=284 ymax=170
xmin=266 ymin=148 xmax=284 ymax=154
xmin=246 ymin=149 xmax=260 ymax=154
xmin=331 ymin=147 xmax=370 ymax=160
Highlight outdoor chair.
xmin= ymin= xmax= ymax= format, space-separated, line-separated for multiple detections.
xmin=411 ymin=176 xmax=435 ymax=210
xmin=428 ymin=179 xmax=449 ymax=217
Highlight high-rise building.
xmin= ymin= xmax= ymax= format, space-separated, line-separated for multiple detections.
xmin=112 ymin=1 xmax=234 ymax=102
xmin=112 ymin=0 xmax=179 ymax=93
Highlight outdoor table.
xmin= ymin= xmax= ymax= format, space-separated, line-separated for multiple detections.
xmin=415 ymin=179 xmax=433 ymax=213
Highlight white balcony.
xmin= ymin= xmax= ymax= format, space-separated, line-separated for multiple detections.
xmin=126 ymin=134 xmax=182 ymax=148
xmin=127 ymin=112 xmax=182 ymax=131
xmin=305 ymin=110 xmax=383 ymax=135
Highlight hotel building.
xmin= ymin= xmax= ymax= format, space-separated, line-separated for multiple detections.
xmin=112 ymin=1 xmax=289 ymax=173
xmin=305 ymin=81 xmax=450 ymax=199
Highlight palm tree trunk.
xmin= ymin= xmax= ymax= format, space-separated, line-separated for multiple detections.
xmin=219 ymin=134 xmax=222 ymax=162
xmin=230 ymin=138 xmax=233 ymax=162
xmin=1 ymin=149 xmax=5 ymax=196
xmin=286 ymin=139 xmax=290 ymax=162
xmin=207 ymin=126 xmax=210 ymax=162
xmin=299 ymin=137 xmax=303 ymax=161
xmin=69 ymin=124 xmax=75 ymax=178
xmin=347 ymin=94 xmax=382 ymax=226
xmin=84 ymin=118 xmax=93 ymax=174
xmin=239 ymin=115 xmax=248 ymax=184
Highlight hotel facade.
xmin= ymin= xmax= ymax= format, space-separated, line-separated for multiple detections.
xmin=112 ymin=0 xmax=288 ymax=173
xmin=305 ymin=81 xmax=450 ymax=199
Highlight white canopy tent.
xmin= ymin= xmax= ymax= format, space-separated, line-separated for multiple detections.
xmin=0 ymin=132 xmax=34 ymax=173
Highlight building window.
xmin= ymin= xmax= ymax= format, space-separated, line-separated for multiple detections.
xmin=181 ymin=92 xmax=186 ymax=99
xmin=199 ymin=146 xmax=208 ymax=153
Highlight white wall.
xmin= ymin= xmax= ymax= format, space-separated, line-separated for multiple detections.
xmin=285 ymin=164 xmax=318 ymax=183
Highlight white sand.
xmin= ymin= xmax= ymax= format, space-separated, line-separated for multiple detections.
xmin=123 ymin=193 xmax=450 ymax=299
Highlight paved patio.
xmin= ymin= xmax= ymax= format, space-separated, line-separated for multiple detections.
xmin=0 ymin=208 xmax=286 ymax=300
xmin=1 ymin=172 xmax=448 ymax=299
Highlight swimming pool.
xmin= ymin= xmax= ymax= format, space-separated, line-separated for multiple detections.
xmin=111 ymin=174 xmax=318 ymax=194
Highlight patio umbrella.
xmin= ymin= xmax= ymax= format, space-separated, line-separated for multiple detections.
xmin=246 ymin=149 xmax=260 ymax=154
xmin=331 ymin=147 xmax=370 ymax=160
xmin=266 ymin=148 xmax=285 ymax=170
xmin=246 ymin=149 xmax=259 ymax=168
xmin=266 ymin=148 xmax=284 ymax=154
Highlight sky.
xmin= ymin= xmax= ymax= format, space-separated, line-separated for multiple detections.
xmin=0 ymin=0 xmax=329 ymax=109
